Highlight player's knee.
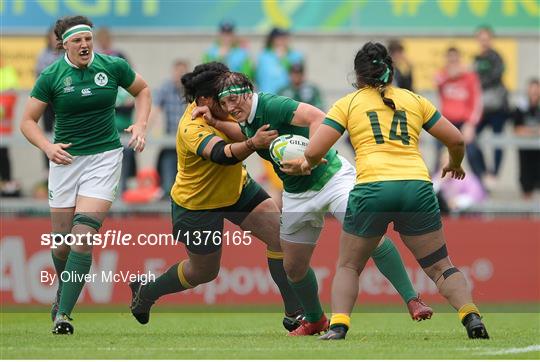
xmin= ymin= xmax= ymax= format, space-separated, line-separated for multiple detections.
xmin=265 ymin=236 xmax=282 ymax=251
xmin=424 ymin=259 xmax=457 ymax=283
xmin=72 ymin=213 xmax=102 ymax=233
xmin=252 ymin=198 xmax=279 ymax=213
xmin=417 ymin=245 xmax=452 ymax=279
xmin=52 ymin=243 xmax=70 ymax=260
xmin=428 ymin=264 xmax=461 ymax=285
xmin=283 ymin=261 xmax=309 ymax=283
xmin=51 ymin=234 xmax=70 ymax=258
xmin=338 ymin=258 xmax=363 ymax=275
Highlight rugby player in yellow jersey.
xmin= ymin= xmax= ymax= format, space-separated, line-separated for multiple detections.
xmin=129 ymin=62 xmax=304 ymax=331
xmin=284 ymin=42 xmax=489 ymax=340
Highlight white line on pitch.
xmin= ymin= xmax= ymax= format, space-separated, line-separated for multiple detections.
xmin=475 ymin=345 xmax=540 ymax=356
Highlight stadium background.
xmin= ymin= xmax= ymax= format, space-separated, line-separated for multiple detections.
xmin=1 ymin=1 xmax=539 ymax=308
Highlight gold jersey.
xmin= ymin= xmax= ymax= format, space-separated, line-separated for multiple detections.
xmin=170 ymin=102 xmax=247 ymax=210
xmin=325 ymin=86 xmax=441 ymax=184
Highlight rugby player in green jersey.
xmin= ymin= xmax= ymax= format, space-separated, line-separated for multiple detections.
xmin=192 ymin=72 xmax=433 ymax=336
xmin=20 ymin=15 xmax=151 ymax=334
xmin=129 ymin=62 xmax=305 ymax=332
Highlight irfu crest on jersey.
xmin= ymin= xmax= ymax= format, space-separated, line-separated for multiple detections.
xmin=94 ymin=72 xmax=108 ymax=86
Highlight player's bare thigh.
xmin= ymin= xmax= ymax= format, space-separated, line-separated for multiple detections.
xmin=240 ymin=198 xmax=281 ymax=251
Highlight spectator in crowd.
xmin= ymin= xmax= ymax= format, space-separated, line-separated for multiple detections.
xmin=153 ymin=60 xmax=189 ymax=195
xmin=35 ymin=27 xmax=63 ymax=136
xmin=388 ymin=39 xmax=414 ymax=91
xmin=513 ymin=78 xmax=540 ymax=200
xmin=434 ymin=47 xmax=484 ymax=180
xmin=95 ymin=27 xmax=129 ymax=60
xmin=0 ymin=53 xmax=21 ymax=196
xmin=256 ymin=27 xmax=303 ymax=93
xmin=203 ymin=21 xmax=253 ymax=79
xmin=278 ymin=62 xmax=323 ymax=110
xmin=473 ymin=25 xmax=508 ymax=188
xmin=432 ymin=151 xmax=487 ymax=214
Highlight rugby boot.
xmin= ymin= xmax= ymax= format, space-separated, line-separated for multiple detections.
xmin=407 ymin=294 xmax=433 ymax=321
xmin=283 ymin=310 xmax=305 ymax=332
xmin=129 ymin=281 xmax=155 ymax=325
xmin=52 ymin=313 xmax=74 ymax=335
xmin=462 ymin=313 xmax=489 ymax=339
xmin=319 ymin=325 xmax=348 ymax=340
xmin=288 ymin=314 xmax=329 ymax=336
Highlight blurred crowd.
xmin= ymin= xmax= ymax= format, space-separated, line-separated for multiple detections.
xmin=1 ymin=23 xmax=538 ymax=210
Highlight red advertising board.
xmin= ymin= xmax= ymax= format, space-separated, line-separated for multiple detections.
xmin=1 ymin=217 xmax=539 ymax=305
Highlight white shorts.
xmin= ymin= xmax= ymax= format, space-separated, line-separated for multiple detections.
xmin=48 ymin=148 xmax=123 ymax=208
xmin=280 ymin=155 xmax=356 ymax=244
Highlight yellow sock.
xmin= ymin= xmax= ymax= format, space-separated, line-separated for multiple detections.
xmin=177 ymin=260 xmax=194 ymax=289
xmin=330 ymin=313 xmax=351 ymax=329
xmin=266 ymin=250 xmax=284 ymax=260
xmin=458 ymin=303 xmax=480 ymax=322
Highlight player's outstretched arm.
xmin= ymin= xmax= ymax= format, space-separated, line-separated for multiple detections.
xmin=200 ymin=125 xmax=278 ymax=165
xmin=304 ymin=124 xmax=341 ymax=170
xmin=20 ymin=97 xmax=73 ymax=165
xmin=213 ymin=120 xmax=245 ymax=142
xmin=192 ymin=105 xmax=245 ymax=142
xmin=428 ymin=116 xmax=466 ymax=180
xmin=125 ymin=73 xmax=151 ymax=152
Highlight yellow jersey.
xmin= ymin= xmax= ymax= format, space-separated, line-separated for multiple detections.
xmin=170 ymin=102 xmax=247 ymax=210
xmin=325 ymin=86 xmax=441 ymax=184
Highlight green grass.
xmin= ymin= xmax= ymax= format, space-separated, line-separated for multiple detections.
xmin=1 ymin=311 xmax=539 ymax=359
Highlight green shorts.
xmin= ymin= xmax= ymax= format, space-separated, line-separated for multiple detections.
xmin=171 ymin=177 xmax=269 ymax=254
xmin=343 ymin=180 xmax=442 ymax=237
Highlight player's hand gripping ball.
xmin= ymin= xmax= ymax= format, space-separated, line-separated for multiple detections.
xmin=269 ymin=134 xmax=309 ymax=166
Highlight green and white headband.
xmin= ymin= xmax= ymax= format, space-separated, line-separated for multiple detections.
xmin=218 ymin=86 xmax=252 ymax=100
xmin=62 ymin=25 xmax=93 ymax=43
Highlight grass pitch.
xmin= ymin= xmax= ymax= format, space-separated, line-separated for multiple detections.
xmin=1 ymin=308 xmax=539 ymax=359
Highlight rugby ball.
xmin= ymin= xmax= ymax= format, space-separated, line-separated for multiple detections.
xmin=269 ymin=134 xmax=309 ymax=166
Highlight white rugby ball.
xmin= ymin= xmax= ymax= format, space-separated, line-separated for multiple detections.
xmin=269 ymin=134 xmax=309 ymax=166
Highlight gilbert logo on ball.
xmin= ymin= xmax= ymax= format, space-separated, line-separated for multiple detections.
xmin=269 ymin=134 xmax=309 ymax=166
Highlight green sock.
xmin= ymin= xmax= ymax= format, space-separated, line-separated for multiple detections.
xmin=372 ymin=236 xmax=417 ymax=303
xmin=57 ymin=251 xmax=92 ymax=317
xmin=289 ymin=268 xmax=323 ymax=322
xmin=51 ymin=249 xmax=69 ymax=290
xmin=143 ymin=263 xmax=187 ymax=301
xmin=267 ymin=257 xmax=303 ymax=315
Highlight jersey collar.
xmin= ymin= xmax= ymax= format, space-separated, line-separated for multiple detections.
xmin=245 ymin=92 xmax=258 ymax=125
xmin=64 ymin=52 xmax=95 ymax=69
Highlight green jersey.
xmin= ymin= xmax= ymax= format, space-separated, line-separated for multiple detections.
xmin=240 ymin=93 xmax=341 ymax=193
xmin=31 ymin=53 xmax=136 ymax=155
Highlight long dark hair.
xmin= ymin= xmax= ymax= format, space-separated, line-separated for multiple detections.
xmin=181 ymin=62 xmax=229 ymax=103
xmin=53 ymin=15 xmax=93 ymax=50
xmin=353 ymin=42 xmax=396 ymax=110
